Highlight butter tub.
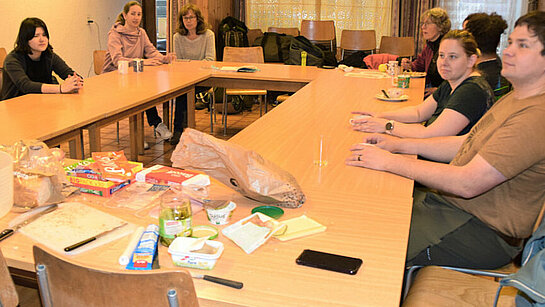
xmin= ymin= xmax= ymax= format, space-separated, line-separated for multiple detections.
xmin=168 ymin=237 xmax=224 ymax=270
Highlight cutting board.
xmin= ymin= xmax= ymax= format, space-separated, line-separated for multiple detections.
xmin=20 ymin=202 xmax=136 ymax=255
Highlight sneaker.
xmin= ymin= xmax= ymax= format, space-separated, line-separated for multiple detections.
xmin=170 ymin=131 xmax=182 ymax=145
xmin=155 ymin=123 xmax=173 ymax=140
xmin=144 ymin=141 xmax=150 ymax=150
xmin=195 ymin=100 xmax=207 ymax=110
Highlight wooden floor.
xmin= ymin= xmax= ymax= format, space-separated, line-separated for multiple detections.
xmin=17 ymin=101 xmax=268 ymax=306
xmin=61 ymin=101 xmax=266 ymax=167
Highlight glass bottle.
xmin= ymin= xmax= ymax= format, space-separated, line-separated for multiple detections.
xmin=158 ymin=188 xmax=192 ymax=247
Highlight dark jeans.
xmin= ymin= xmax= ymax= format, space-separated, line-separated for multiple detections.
xmin=145 ymin=107 xmax=161 ymax=127
xmin=173 ymin=87 xmax=209 ymax=133
xmin=406 ymin=190 xmax=522 ymax=269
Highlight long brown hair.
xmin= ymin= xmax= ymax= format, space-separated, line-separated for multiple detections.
xmin=176 ymin=4 xmax=208 ymax=36
xmin=116 ymin=1 xmax=142 ymax=25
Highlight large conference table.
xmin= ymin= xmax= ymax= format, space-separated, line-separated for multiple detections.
xmin=0 ymin=61 xmax=424 ymax=306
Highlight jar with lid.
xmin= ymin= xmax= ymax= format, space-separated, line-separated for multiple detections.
xmin=158 ymin=188 xmax=192 ymax=247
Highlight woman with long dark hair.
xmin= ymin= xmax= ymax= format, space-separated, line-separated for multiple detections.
xmin=1 ymin=17 xmax=83 ymax=100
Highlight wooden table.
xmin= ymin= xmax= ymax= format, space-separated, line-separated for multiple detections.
xmin=0 ymin=61 xmax=322 ymax=161
xmin=0 ymin=65 xmax=424 ymax=306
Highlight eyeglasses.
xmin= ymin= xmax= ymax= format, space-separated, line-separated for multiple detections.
xmin=421 ymin=21 xmax=435 ymax=27
xmin=183 ymin=16 xmax=197 ymax=21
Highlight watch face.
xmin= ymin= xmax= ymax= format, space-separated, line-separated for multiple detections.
xmin=386 ymin=122 xmax=393 ymax=131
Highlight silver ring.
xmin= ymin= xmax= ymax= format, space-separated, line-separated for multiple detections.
xmin=357 ymin=155 xmax=361 ymax=161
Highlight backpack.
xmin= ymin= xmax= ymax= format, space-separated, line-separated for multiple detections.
xmin=253 ymin=32 xmax=293 ymax=63
xmin=286 ymin=36 xmax=325 ymax=67
xmin=217 ymin=17 xmax=249 ymax=61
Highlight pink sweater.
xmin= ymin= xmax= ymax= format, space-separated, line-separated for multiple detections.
xmin=102 ymin=23 xmax=167 ymax=73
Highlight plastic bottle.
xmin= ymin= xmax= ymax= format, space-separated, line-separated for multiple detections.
xmin=158 ymin=189 xmax=192 ymax=247
xmin=301 ymin=51 xmax=307 ymax=66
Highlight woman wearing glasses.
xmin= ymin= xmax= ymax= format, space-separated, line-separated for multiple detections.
xmin=401 ymin=8 xmax=451 ymax=96
xmin=170 ymin=3 xmax=216 ymax=145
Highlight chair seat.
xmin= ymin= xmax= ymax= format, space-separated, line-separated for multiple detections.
xmin=403 ymin=266 xmax=517 ymax=307
xmin=226 ymin=89 xmax=267 ymax=95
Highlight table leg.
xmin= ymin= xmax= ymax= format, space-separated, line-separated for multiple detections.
xmin=129 ymin=115 xmax=139 ymax=161
xmin=163 ymin=101 xmax=171 ymax=129
xmin=187 ymin=87 xmax=195 ymax=128
xmin=87 ymin=124 xmax=101 ymax=154
xmin=68 ymin=135 xmax=83 ymax=159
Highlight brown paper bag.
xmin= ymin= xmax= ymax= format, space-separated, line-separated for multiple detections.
xmin=171 ymin=129 xmax=305 ymax=208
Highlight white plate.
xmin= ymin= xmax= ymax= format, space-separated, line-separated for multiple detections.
xmin=409 ymin=72 xmax=426 ymax=78
xmin=375 ymin=94 xmax=409 ymax=102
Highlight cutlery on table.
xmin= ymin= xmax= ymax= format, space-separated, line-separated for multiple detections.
xmin=0 ymin=204 xmax=59 ymax=242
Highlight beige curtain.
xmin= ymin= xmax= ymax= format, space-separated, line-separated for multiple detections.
xmin=245 ymin=0 xmax=393 ymax=49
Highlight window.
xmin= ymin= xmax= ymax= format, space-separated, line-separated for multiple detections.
xmin=437 ymin=0 xmax=528 ymax=54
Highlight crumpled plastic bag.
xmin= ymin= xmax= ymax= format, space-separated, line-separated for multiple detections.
xmin=0 ymin=140 xmax=66 ymax=211
xmin=171 ymin=128 xmax=305 ymax=208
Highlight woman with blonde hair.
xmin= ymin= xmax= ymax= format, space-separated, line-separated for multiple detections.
xmin=352 ymin=30 xmax=493 ymax=138
xmin=170 ymin=3 xmax=215 ymax=145
xmin=102 ymin=1 xmax=175 ymax=145
xmin=402 ymin=8 xmax=451 ymax=95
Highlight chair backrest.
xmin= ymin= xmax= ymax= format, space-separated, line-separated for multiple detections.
xmin=223 ymin=46 xmax=264 ymax=63
xmin=300 ymin=20 xmax=335 ymax=41
xmin=379 ymin=36 xmax=415 ymax=58
xmin=247 ymin=29 xmax=264 ymax=46
xmin=33 ymin=245 xmax=199 ymax=307
xmin=93 ymin=50 xmax=107 ymax=75
xmin=340 ymin=30 xmax=376 ymax=52
xmin=268 ymin=27 xmax=300 ymax=36
xmin=0 ymin=249 xmax=19 ymax=307
xmin=0 ymin=47 xmax=7 ymax=93
xmin=0 ymin=47 xmax=7 ymax=68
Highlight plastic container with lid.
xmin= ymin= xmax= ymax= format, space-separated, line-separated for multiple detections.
xmin=168 ymin=237 xmax=224 ymax=270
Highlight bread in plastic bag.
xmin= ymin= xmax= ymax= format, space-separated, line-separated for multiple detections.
xmin=0 ymin=140 xmax=66 ymax=211
xmin=170 ymin=128 xmax=305 ymax=208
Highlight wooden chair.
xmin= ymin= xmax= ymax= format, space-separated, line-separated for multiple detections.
xmin=300 ymin=20 xmax=336 ymax=53
xmin=247 ymin=29 xmax=264 ymax=46
xmin=340 ymin=30 xmax=376 ymax=60
xmin=94 ymin=50 xmax=125 ymax=144
xmin=403 ymin=266 xmax=517 ymax=307
xmin=0 ymin=249 xmax=19 ymax=307
xmin=92 ymin=50 xmax=106 ymax=75
xmin=267 ymin=27 xmax=300 ymax=36
xmin=403 ymin=201 xmax=545 ymax=304
xmin=33 ymin=244 xmax=199 ymax=307
xmin=378 ymin=36 xmax=415 ymax=58
xmin=0 ymin=47 xmax=7 ymax=94
xmin=220 ymin=46 xmax=267 ymax=135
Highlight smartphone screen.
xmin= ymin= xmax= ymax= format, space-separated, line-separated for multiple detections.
xmin=296 ymin=249 xmax=363 ymax=275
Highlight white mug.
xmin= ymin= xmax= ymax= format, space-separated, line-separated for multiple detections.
xmin=118 ymin=60 xmax=129 ymax=74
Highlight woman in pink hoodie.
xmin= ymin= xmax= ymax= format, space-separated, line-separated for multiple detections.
xmin=102 ymin=1 xmax=175 ymax=145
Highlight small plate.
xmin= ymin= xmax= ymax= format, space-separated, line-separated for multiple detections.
xmin=191 ymin=225 xmax=219 ymax=240
xmin=375 ymin=94 xmax=409 ymax=102
xmin=251 ymin=206 xmax=284 ymax=219
xmin=409 ymin=72 xmax=426 ymax=78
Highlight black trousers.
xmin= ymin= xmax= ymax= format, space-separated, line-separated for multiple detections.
xmin=173 ymin=87 xmax=209 ymax=133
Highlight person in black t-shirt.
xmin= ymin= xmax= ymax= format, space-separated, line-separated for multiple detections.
xmin=351 ymin=30 xmax=494 ymax=138
xmin=464 ymin=12 xmax=512 ymax=100
xmin=1 ymin=17 xmax=83 ymax=101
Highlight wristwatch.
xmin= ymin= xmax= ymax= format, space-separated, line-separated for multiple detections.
xmin=385 ymin=120 xmax=395 ymax=134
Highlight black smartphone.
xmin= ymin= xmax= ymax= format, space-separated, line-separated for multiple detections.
xmin=296 ymin=249 xmax=363 ymax=275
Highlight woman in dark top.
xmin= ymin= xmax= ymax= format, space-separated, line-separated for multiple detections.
xmin=352 ymin=30 xmax=494 ymax=138
xmin=1 ymin=17 xmax=83 ymax=101
xmin=464 ymin=12 xmax=512 ymax=100
xmin=401 ymin=8 xmax=451 ymax=96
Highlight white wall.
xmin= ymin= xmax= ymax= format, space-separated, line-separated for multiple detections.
xmin=0 ymin=0 xmax=127 ymax=77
